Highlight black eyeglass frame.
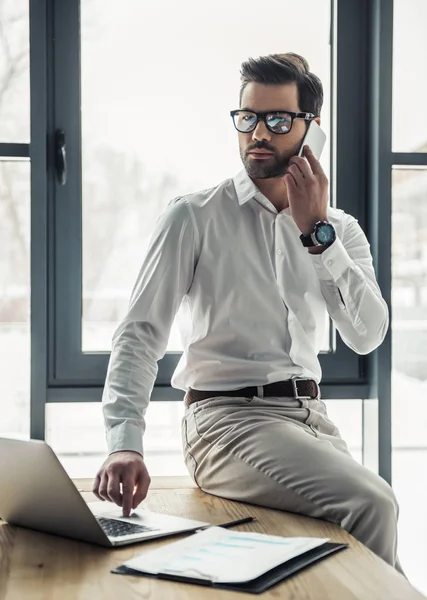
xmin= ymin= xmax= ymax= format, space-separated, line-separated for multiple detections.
xmin=230 ymin=109 xmax=316 ymax=134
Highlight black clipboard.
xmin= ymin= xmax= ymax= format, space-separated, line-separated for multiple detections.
xmin=112 ymin=541 xmax=348 ymax=594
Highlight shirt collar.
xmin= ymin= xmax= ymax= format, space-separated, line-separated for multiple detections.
xmin=232 ymin=169 xmax=291 ymax=215
xmin=232 ymin=169 xmax=259 ymax=206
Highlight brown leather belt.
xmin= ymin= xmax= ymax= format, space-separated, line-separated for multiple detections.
xmin=185 ymin=378 xmax=320 ymax=407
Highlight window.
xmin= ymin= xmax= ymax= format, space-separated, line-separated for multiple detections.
xmin=28 ymin=2 xmax=374 ymax=422
xmin=0 ymin=0 xmax=30 ymax=142
xmin=390 ymin=2 xmax=427 ymax=590
xmin=36 ymin=1 xmax=373 ymax=488
xmin=50 ymin=0 xmax=367 ymax=391
xmin=80 ymin=0 xmax=332 ymax=354
xmin=0 ymin=0 xmax=30 ymax=439
xmin=392 ymin=0 xmax=427 ymax=153
xmin=0 ymin=162 xmax=30 ymax=439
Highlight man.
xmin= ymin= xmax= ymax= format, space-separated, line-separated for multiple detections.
xmin=94 ymin=53 xmax=406 ymax=576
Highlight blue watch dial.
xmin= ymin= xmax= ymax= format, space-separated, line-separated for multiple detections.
xmin=315 ymin=222 xmax=336 ymax=245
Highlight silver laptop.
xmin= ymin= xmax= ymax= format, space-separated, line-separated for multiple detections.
xmin=0 ymin=437 xmax=210 ymax=547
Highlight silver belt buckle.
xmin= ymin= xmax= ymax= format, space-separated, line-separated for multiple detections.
xmin=291 ymin=377 xmax=318 ymax=400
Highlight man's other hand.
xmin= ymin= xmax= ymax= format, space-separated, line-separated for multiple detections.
xmin=93 ymin=451 xmax=151 ymax=517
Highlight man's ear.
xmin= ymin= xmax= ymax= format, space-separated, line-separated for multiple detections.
xmin=315 ymin=117 xmax=321 ymax=126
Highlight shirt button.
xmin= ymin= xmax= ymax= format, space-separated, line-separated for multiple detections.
xmin=276 ymin=249 xmax=282 ymax=256
xmin=327 ymin=260 xmax=333 ymax=266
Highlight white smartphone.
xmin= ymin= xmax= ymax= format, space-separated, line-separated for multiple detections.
xmin=297 ymin=120 xmax=327 ymax=159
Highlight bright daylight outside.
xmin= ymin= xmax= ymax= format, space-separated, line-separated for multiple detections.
xmin=0 ymin=0 xmax=426 ymax=592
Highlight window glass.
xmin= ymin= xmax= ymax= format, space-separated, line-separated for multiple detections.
xmin=0 ymin=0 xmax=30 ymax=142
xmin=392 ymin=0 xmax=427 ymax=152
xmin=80 ymin=0 xmax=332 ymax=352
xmin=0 ymin=161 xmax=30 ymax=438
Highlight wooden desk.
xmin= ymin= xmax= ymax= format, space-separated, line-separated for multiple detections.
xmin=0 ymin=476 xmax=425 ymax=600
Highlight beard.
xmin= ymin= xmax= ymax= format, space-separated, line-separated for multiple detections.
xmin=240 ymin=146 xmax=293 ymax=179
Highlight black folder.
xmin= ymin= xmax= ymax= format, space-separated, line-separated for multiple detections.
xmin=112 ymin=541 xmax=348 ymax=594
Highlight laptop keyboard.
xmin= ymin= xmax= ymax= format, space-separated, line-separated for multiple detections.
xmin=97 ymin=517 xmax=159 ymax=538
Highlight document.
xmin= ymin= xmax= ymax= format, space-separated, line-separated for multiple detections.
xmin=121 ymin=526 xmax=330 ymax=584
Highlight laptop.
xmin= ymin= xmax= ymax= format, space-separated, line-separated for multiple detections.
xmin=0 ymin=437 xmax=211 ymax=547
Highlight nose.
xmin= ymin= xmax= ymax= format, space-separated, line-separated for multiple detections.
xmin=252 ymin=119 xmax=272 ymax=143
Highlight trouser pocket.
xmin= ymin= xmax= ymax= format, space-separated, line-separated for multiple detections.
xmin=181 ymin=415 xmax=199 ymax=483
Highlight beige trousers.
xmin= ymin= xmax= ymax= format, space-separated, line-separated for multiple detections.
xmin=181 ymin=394 xmax=406 ymax=577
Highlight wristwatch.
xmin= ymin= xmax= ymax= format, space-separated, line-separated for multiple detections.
xmin=300 ymin=221 xmax=336 ymax=248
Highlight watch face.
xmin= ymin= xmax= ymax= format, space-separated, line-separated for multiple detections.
xmin=315 ymin=222 xmax=336 ymax=245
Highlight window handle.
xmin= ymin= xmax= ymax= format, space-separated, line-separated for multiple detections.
xmin=55 ymin=129 xmax=67 ymax=185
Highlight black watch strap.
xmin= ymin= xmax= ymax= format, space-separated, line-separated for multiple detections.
xmin=300 ymin=233 xmax=316 ymax=247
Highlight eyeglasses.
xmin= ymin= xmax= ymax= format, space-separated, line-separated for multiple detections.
xmin=230 ymin=109 xmax=315 ymax=135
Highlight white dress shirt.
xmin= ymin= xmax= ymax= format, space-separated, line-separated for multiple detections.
xmin=102 ymin=169 xmax=389 ymax=456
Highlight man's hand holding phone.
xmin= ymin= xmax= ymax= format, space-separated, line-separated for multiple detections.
xmin=283 ymin=144 xmax=329 ymax=238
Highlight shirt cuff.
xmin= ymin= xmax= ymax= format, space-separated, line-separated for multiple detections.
xmin=106 ymin=421 xmax=144 ymax=458
xmin=310 ymin=236 xmax=354 ymax=281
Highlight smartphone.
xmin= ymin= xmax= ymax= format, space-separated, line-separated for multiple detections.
xmin=297 ymin=120 xmax=327 ymax=160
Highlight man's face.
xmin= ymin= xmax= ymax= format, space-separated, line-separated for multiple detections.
xmin=238 ymin=82 xmax=308 ymax=179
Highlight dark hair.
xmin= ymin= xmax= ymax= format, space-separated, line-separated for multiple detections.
xmin=239 ymin=52 xmax=323 ymax=117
